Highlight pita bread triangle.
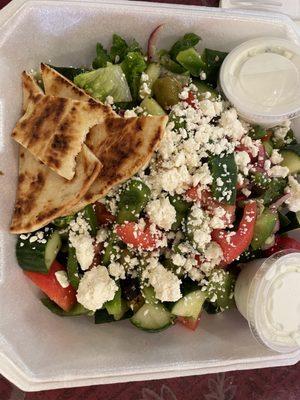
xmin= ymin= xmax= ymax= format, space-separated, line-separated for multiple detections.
xmin=41 ymin=63 xmax=117 ymax=119
xmin=10 ymin=73 xmax=102 ymax=233
xmin=11 ymin=75 xmax=111 ymax=180
xmin=41 ymin=65 xmax=167 ymax=214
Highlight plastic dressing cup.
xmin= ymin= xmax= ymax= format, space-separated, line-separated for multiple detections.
xmin=234 ymin=250 xmax=300 ymax=353
xmin=220 ymin=37 xmax=300 ymax=127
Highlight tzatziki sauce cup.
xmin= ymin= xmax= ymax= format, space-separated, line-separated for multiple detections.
xmin=220 ymin=37 xmax=300 ymax=127
xmin=234 ymin=250 xmax=300 ymax=353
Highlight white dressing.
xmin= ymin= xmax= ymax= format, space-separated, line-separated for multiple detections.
xmin=220 ymin=38 xmax=300 ymax=127
xmin=234 ymin=252 xmax=300 ymax=353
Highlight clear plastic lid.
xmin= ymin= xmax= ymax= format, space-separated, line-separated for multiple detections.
xmin=220 ymin=37 xmax=300 ymax=127
xmin=247 ymin=250 xmax=300 ymax=353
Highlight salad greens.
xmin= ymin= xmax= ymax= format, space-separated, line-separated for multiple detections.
xmin=16 ymin=30 xmax=300 ymax=333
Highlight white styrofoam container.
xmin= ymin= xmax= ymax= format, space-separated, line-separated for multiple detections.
xmin=0 ymin=0 xmax=300 ymax=392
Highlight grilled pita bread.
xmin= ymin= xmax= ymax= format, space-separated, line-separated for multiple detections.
xmin=41 ymin=65 xmax=167 ymax=214
xmin=10 ymin=73 xmax=102 ymax=233
xmin=11 ymin=91 xmax=108 ymax=180
xmin=66 ymin=115 xmax=167 ymax=214
xmin=40 ymin=63 xmax=117 ymax=118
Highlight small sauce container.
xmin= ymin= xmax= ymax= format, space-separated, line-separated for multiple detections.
xmin=220 ymin=37 xmax=300 ymax=127
xmin=234 ymin=250 xmax=300 ymax=353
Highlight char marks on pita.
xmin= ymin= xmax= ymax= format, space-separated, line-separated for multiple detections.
xmin=11 ymin=91 xmax=107 ymax=180
xmin=41 ymin=65 xmax=167 ymax=214
xmin=67 ymin=115 xmax=167 ymax=214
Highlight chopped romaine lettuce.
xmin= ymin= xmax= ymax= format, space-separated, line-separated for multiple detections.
xmin=110 ymin=34 xmax=142 ymax=63
xmin=74 ymin=64 xmax=132 ymax=102
xmin=121 ymin=51 xmax=147 ymax=102
xmin=92 ymin=42 xmax=111 ymax=69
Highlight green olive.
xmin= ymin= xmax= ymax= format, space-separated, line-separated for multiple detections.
xmin=152 ymin=76 xmax=182 ymax=109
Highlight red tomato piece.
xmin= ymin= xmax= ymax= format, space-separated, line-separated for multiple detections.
xmin=90 ymin=241 xmax=104 ymax=269
xmin=95 ymin=202 xmax=115 ymax=226
xmin=264 ymin=236 xmax=300 ymax=257
xmin=24 ymin=261 xmax=77 ymax=312
xmin=261 ymin=131 xmax=272 ymax=142
xmin=212 ymin=201 xmax=257 ymax=266
xmin=177 ymin=316 xmax=200 ymax=331
xmin=186 ymin=188 xmax=236 ymax=226
xmin=115 ymin=221 xmax=160 ymax=250
xmin=185 ymin=185 xmax=200 ymax=202
xmin=185 ymin=91 xmax=197 ymax=108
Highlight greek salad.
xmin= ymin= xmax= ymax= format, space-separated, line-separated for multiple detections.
xmin=15 ymin=30 xmax=300 ymax=332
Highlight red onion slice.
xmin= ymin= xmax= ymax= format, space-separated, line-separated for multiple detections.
xmin=147 ymin=24 xmax=164 ymax=61
xmin=270 ymin=193 xmax=291 ymax=210
xmin=257 ymin=144 xmax=266 ymax=169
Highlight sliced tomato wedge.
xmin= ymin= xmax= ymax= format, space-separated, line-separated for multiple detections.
xmin=186 ymin=188 xmax=236 ymax=226
xmin=212 ymin=201 xmax=257 ymax=266
xmin=115 ymin=221 xmax=160 ymax=250
xmin=264 ymin=236 xmax=300 ymax=257
xmin=94 ymin=202 xmax=115 ymax=226
xmin=24 ymin=260 xmax=77 ymax=312
xmin=177 ymin=316 xmax=200 ymax=331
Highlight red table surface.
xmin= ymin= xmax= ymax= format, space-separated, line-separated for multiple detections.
xmin=0 ymin=0 xmax=299 ymax=398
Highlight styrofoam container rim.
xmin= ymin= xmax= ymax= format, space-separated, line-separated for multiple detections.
xmin=1 ymin=0 xmax=300 ymax=392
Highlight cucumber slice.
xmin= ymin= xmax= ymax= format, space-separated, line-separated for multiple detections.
xmin=130 ymin=303 xmax=174 ymax=332
xmin=144 ymin=63 xmax=161 ymax=92
xmin=176 ymin=47 xmax=206 ymax=77
xmin=94 ymin=307 xmax=133 ymax=324
xmin=140 ymin=97 xmax=166 ymax=116
xmin=16 ymin=228 xmax=61 ymax=273
xmin=171 ymin=290 xmax=206 ymax=320
xmin=251 ymin=209 xmax=278 ymax=250
xmin=192 ymin=80 xmax=218 ymax=100
xmin=41 ymin=298 xmax=89 ymax=317
xmin=281 ymin=150 xmax=300 ymax=174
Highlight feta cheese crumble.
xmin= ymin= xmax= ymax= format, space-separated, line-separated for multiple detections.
xmin=285 ymin=176 xmax=300 ymax=212
xmin=76 ymin=266 xmax=118 ymax=311
xmin=147 ymin=262 xmax=182 ymax=302
xmin=55 ymin=270 xmax=70 ymax=288
xmin=69 ymin=215 xmax=95 ymax=271
xmin=146 ymin=197 xmax=176 ymax=231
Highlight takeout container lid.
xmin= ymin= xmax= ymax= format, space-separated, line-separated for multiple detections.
xmin=1 ymin=0 xmax=300 ymax=391
xmin=220 ymin=37 xmax=300 ymax=127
